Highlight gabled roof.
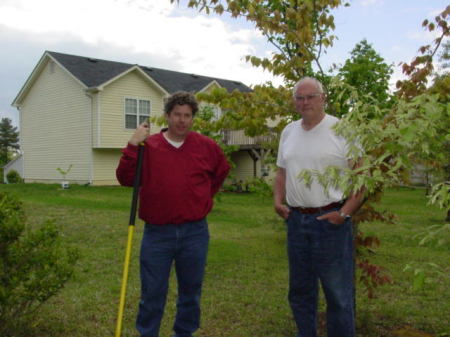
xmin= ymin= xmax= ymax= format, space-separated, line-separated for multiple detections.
xmin=48 ymin=51 xmax=252 ymax=94
xmin=12 ymin=51 xmax=252 ymax=107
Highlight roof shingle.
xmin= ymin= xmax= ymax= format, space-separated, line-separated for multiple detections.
xmin=48 ymin=51 xmax=252 ymax=93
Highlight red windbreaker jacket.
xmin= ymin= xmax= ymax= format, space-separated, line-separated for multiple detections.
xmin=116 ymin=131 xmax=230 ymax=225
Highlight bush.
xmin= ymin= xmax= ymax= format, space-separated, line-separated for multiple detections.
xmin=223 ymin=179 xmax=248 ymax=193
xmin=0 ymin=191 xmax=79 ymax=336
xmin=223 ymin=177 xmax=272 ymax=196
xmin=0 ymin=167 xmax=3 ymax=183
xmin=245 ymin=177 xmax=272 ymax=196
xmin=6 ymin=169 xmax=22 ymax=184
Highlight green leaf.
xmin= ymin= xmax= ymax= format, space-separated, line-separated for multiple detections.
xmin=412 ymin=271 xmax=426 ymax=291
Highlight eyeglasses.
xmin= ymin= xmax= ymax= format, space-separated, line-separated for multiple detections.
xmin=294 ymin=93 xmax=322 ymax=102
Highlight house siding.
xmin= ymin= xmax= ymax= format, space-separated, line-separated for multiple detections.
xmin=230 ymin=150 xmax=261 ymax=181
xmin=201 ymin=82 xmax=220 ymax=93
xmin=97 ymin=70 xmax=165 ymax=148
xmin=20 ymin=59 xmax=92 ymax=183
xmin=91 ymin=148 xmax=122 ymax=185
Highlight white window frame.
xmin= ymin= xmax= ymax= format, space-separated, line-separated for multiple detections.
xmin=213 ymin=105 xmax=222 ymax=120
xmin=124 ymin=97 xmax=151 ymax=129
xmin=200 ymin=103 xmax=223 ymax=120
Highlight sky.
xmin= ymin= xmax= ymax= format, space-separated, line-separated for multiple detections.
xmin=0 ymin=0 xmax=448 ymax=127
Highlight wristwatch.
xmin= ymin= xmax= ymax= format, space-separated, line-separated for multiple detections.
xmin=339 ymin=211 xmax=351 ymax=219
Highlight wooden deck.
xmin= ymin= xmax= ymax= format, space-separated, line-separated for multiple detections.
xmin=221 ymin=129 xmax=275 ymax=148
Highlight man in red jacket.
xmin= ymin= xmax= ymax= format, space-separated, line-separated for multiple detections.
xmin=116 ymin=91 xmax=230 ymax=337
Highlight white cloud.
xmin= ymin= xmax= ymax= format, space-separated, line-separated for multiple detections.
xmin=2 ymin=0 xmax=447 ymax=128
xmin=0 ymin=0 xmax=273 ymax=85
xmin=427 ymin=7 xmax=447 ymax=17
xmin=359 ymin=0 xmax=383 ymax=7
xmin=407 ymin=29 xmax=444 ymax=44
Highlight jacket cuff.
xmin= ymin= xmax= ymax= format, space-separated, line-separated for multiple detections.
xmin=121 ymin=143 xmax=139 ymax=158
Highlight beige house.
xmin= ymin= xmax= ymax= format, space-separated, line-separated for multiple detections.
xmin=11 ymin=51 xmax=272 ymax=185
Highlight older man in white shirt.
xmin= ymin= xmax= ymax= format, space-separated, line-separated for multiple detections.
xmin=274 ymin=77 xmax=363 ymax=337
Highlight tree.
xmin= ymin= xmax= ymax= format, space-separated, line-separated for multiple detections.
xmin=182 ymin=0 xmax=344 ymax=82
xmin=396 ymin=7 xmax=449 ymax=99
xmin=395 ymin=8 xmax=450 ymax=221
xmin=336 ymin=39 xmax=394 ymax=116
xmin=169 ymin=0 xmax=351 ymax=160
xmin=429 ymin=40 xmax=450 ymax=101
xmin=174 ymin=0 xmax=449 ymax=296
xmin=0 ymin=118 xmax=19 ymax=165
xmin=175 ymin=0 xmax=392 ymax=296
xmin=428 ymin=39 xmax=450 ymax=221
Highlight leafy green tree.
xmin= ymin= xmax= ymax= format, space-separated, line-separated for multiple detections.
xmin=439 ymin=39 xmax=450 ymax=69
xmin=181 ymin=0 xmax=343 ymax=82
xmin=396 ymin=11 xmax=450 ymax=221
xmin=336 ymin=39 xmax=394 ymax=116
xmin=177 ymin=0 xmax=449 ymax=208
xmin=174 ymin=0 xmax=449 ymax=295
xmin=172 ymin=0 xmax=345 ymax=117
xmin=0 ymin=118 xmax=19 ymax=165
xmin=0 ymin=192 xmax=79 ymax=335
xmin=396 ymin=7 xmax=449 ymax=99
xmin=429 ymin=40 xmax=450 ymax=101
xmin=429 ymin=40 xmax=450 ymax=221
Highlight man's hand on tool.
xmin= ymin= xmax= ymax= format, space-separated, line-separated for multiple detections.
xmin=129 ymin=121 xmax=150 ymax=146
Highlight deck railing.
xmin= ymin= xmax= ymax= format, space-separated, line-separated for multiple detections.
xmin=221 ymin=129 xmax=275 ymax=146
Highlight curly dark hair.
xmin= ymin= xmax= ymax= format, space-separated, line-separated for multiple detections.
xmin=164 ymin=91 xmax=199 ymax=116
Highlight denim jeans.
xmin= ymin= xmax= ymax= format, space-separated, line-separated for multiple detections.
xmin=136 ymin=219 xmax=209 ymax=337
xmin=286 ymin=208 xmax=355 ymax=337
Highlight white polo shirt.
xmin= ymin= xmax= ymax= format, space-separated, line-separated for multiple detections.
xmin=276 ymin=114 xmax=350 ymax=207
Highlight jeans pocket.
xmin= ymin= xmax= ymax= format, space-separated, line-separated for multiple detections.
xmin=323 ymin=217 xmax=349 ymax=230
xmin=191 ymin=219 xmax=209 ymax=239
xmin=285 ymin=211 xmax=292 ymax=223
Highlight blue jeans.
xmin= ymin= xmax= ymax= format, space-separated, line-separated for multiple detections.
xmin=136 ymin=219 xmax=209 ymax=337
xmin=286 ymin=208 xmax=355 ymax=337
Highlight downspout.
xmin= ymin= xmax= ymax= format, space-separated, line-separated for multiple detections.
xmin=86 ymin=87 xmax=102 ymax=185
xmin=85 ymin=91 xmax=94 ymax=185
xmin=97 ymin=91 xmax=101 ymax=148
xmin=17 ymin=106 xmax=23 ymax=182
xmin=86 ymin=88 xmax=99 ymax=185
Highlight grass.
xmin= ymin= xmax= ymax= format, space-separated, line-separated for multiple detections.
xmin=0 ymin=183 xmax=448 ymax=337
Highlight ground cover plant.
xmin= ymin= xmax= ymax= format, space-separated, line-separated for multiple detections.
xmin=0 ymin=183 xmax=448 ymax=337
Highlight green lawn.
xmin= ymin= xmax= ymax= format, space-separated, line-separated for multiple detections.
xmin=0 ymin=183 xmax=448 ymax=337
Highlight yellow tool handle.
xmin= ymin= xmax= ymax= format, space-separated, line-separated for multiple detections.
xmin=114 ymin=225 xmax=135 ymax=337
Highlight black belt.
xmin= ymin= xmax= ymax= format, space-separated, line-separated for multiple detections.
xmin=290 ymin=201 xmax=344 ymax=214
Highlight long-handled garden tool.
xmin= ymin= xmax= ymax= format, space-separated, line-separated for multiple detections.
xmin=115 ymin=143 xmax=145 ymax=337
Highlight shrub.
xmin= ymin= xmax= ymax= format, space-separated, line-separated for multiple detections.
xmin=223 ymin=179 xmax=248 ymax=193
xmin=0 ymin=191 xmax=79 ymax=335
xmin=6 ymin=169 xmax=22 ymax=184
xmin=245 ymin=177 xmax=272 ymax=196
xmin=223 ymin=177 xmax=272 ymax=196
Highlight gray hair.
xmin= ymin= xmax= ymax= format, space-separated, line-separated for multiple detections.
xmin=292 ymin=77 xmax=324 ymax=97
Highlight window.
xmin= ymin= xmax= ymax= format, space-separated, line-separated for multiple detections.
xmin=212 ymin=105 xmax=222 ymax=120
xmin=200 ymin=103 xmax=222 ymax=120
xmin=125 ymin=98 xmax=150 ymax=129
